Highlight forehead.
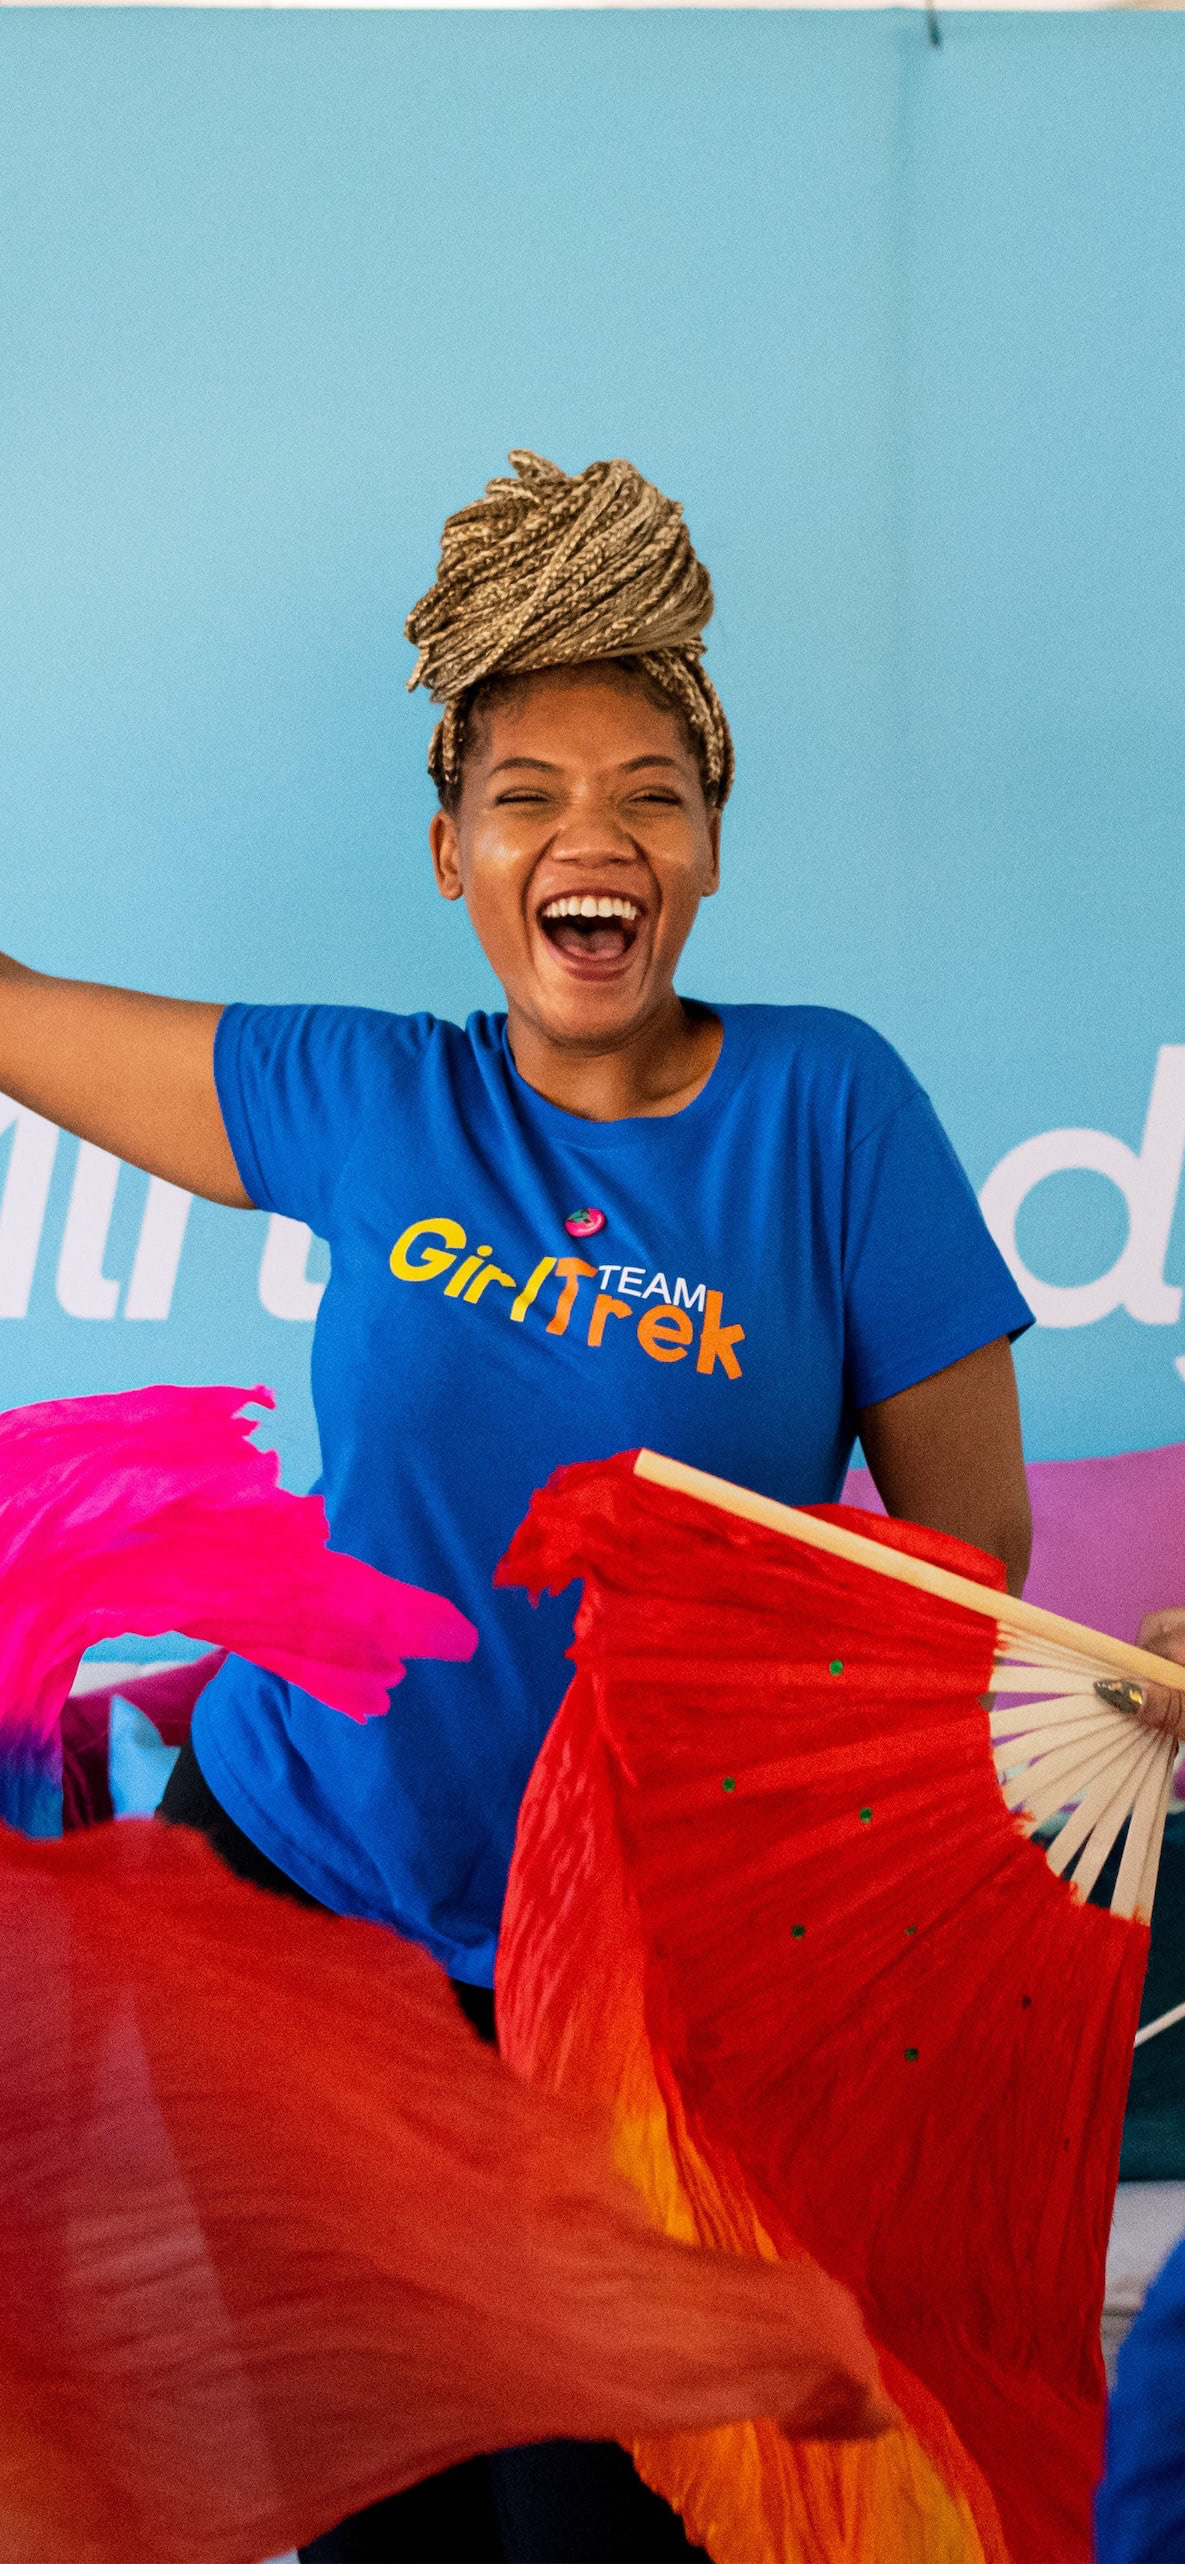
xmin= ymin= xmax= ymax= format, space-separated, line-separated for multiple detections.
xmin=472 ymin=667 xmax=695 ymax=775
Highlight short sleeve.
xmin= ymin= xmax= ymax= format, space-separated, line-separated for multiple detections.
xmin=214 ymin=1004 xmax=381 ymax=1237
xmin=842 ymin=1090 xmax=1033 ymax=1411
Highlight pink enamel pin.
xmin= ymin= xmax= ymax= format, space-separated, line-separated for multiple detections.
xmin=564 ymin=1208 xmax=606 ymax=1240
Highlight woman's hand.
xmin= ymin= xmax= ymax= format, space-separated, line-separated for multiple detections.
xmin=0 ymin=952 xmax=250 ymax=1206
xmin=1095 ymin=1610 xmax=1185 ymax=1741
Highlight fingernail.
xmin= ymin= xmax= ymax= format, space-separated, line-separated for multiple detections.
xmin=1095 ymin=1679 xmax=1146 ymax=1716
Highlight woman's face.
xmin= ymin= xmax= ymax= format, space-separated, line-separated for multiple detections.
xmin=429 ymin=665 xmax=721 ymax=1053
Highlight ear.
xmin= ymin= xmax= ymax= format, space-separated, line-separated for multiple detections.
xmin=430 ymin=810 xmax=465 ymax=903
xmin=701 ymin=809 xmax=722 ymax=898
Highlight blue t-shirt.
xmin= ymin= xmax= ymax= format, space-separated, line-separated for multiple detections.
xmin=193 ymin=1001 xmax=1031 ymax=1983
xmin=1097 ymin=2235 xmax=1185 ymax=2564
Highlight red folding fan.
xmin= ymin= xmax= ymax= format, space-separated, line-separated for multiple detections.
xmin=495 ymin=1448 xmax=1183 ymax=2564
xmin=0 ymin=1394 xmax=890 ymax=2564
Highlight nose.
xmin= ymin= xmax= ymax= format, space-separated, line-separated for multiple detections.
xmin=546 ymin=805 xmax=638 ymax=863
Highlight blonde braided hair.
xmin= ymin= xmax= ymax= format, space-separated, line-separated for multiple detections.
xmin=405 ymin=450 xmax=734 ymax=807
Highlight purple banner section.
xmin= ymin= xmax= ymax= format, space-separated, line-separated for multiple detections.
xmin=845 ymin=1444 xmax=1185 ymax=1647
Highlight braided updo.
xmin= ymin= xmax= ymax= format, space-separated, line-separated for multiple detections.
xmin=405 ymin=450 xmax=734 ymax=809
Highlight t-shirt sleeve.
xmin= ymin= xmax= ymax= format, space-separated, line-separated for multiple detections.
xmin=842 ymin=1088 xmax=1033 ymax=1411
xmin=213 ymin=1003 xmax=379 ymax=1236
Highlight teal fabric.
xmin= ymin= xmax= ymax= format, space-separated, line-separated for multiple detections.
xmin=108 ymin=1698 xmax=181 ymax=1820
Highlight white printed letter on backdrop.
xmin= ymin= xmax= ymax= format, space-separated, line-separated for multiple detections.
xmin=980 ymin=1046 xmax=1185 ymax=1329
xmin=0 ymin=1098 xmax=58 ymax=1319
xmin=258 ymin=1216 xmax=326 ymax=1321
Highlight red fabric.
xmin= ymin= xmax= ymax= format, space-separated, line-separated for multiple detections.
xmin=496 ymin=1453 xmax=1147 ymax=2564
xmin=0 ymin=1818 xmax=885 ymax=2564
xmin=0 ymin=1395 xmax=888 ymax=2564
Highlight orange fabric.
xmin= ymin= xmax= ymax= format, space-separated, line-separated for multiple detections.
xmin=495 ymin=1453 xmax=1145 ymax=2564
xmin=0 ymin=1819 xmax=885 ymax=2564
xmin=0 ymin=1392 xmax=889 ymax=2564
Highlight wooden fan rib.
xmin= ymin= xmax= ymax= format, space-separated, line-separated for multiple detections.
xmin=633 ymin=1452 xmax=1185 ymax=1692
xmin=1047 ymin=1733 xmax=1162 ymax=1903
xmin=1112 ymin=1742 xmax=1176 ymax=1921
xmin=999 ymin=1726 xmax=1145 ymax=1822
xmin=990 ymin=1708 xmax=1120 ymax=1753
xmin=1132 ymin=1746 xmax=1177 ymax=1925
xmin=988 ymin=1671 xmax=1115 ymax=1698
xmin=997 ymin=1644 xmax=1118 ymax=1681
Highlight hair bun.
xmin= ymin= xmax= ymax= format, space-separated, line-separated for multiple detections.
xmin=405 ymin=451 xmax=733 ymax=806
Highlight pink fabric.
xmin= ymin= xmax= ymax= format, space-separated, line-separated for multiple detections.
xmin=0 ymin=1385 xmax=476 ymax=1772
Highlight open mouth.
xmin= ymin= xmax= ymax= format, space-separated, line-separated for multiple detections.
xmin=537 ymin=893 xmax=643 ymax=965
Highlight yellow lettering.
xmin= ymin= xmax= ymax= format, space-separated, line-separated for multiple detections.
xmin=510 ymin=1257 xmax=556 ymax=1323
xmin=587 ymin=1294 xmax=632 ymax=1348
xmin=637 ymin=1303 xmax=693 ymax=1364
xmin=444 ymin=1246 xmax=492 ymax=1299
xmin=696 ymin=1289 xmax=745 ymax=1380
xmin=464 ymin=1264 xmax=517 ymax=1304
xmin=546 ymin=1258 xmax=596 ymax=1338
xmin=390 ymin=1217 xmax=466 ymax=1282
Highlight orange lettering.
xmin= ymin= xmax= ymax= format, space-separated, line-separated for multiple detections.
xmin=587 ymin=1294 xmax=632 ymax=1348
xmin=696 ymin=1289 xmax=745 ymax=1380
xmin=546 ymin=1257 xmax=596 ymax=1337
xmin=637 ymin=1303 xmax=693 ymax=1364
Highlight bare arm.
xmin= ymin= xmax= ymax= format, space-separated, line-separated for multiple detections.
xmin=0 ymin=953 xmax=251 ymax=1207
xmin=857 ymin=1336 xmax=1032 ymax=1598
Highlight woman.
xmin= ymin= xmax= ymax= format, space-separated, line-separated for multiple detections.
xmin=0 ymin=449 xmax=1035 ymax=2562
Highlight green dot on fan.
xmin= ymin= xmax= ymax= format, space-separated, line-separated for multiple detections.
xmin=829 ymin=1659 xmax=844 ymax=1675
xmin=791 ymin=1925 xmax=805 ymax=1939
xmin=859 ymin=1806 xmax=873 ymax=1824
xmin=722 ymin=1776 xmax=736 ymax=1794
xmin=904 ymin=2048 xmax=919 ymax=2063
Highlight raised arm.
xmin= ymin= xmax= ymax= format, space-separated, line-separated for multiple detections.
xmin=0 ymin=953 xmax=252 ymax=1207
xmin=857 ymin=1337 xmax=1032 ymax=1598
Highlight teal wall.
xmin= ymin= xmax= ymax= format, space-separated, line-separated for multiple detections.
xmin=3 ymin=8 xmax=1185 ymax=1489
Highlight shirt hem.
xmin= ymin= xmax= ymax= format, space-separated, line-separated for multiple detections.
xmin=849 ymin=1300 xmax=1034 ymax=1411
xmin=212 ymin=1007 xmax=275 ymax=1215
xmin=188 ymin=1718 xmax=497 ymax=1989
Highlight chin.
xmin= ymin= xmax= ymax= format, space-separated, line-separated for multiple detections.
xmin=544 ymin=989 xmax=646 ymax=1045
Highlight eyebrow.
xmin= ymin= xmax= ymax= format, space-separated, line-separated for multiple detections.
xmin=488 ymin=754 xmax=685 ymax=776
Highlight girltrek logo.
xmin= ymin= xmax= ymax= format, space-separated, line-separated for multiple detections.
xmin=388 ymin=1218 xmax=746 ymax=1380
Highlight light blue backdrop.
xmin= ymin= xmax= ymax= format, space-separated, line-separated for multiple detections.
xmin=3 ymin=6 xmax=1185 ymax=1507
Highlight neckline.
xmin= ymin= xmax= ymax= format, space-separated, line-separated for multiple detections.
xmin=496 ymin=1003 xmax=743 ymax=1150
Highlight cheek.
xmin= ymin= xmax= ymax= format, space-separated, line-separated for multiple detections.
xmin=656 ymin=845 xmax=714 ymax=929
xmin=461 ymin=853 xmax=532 ymax=955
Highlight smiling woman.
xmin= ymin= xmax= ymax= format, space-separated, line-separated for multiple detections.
xmin=428 ymin=661 xmax=725 ymax=1120
xmin=0 ymin=447 xmax=1034 ymax=2564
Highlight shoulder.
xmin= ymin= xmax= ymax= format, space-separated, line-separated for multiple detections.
xmin=218 ymin=1001 xmax=476 ymax=1089
xmin=719 ymin=1004 xmax=921 ymax=1141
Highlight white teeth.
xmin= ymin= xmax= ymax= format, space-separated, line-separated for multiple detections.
xmin=540 ymin=895 xmax=640 ymax=923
